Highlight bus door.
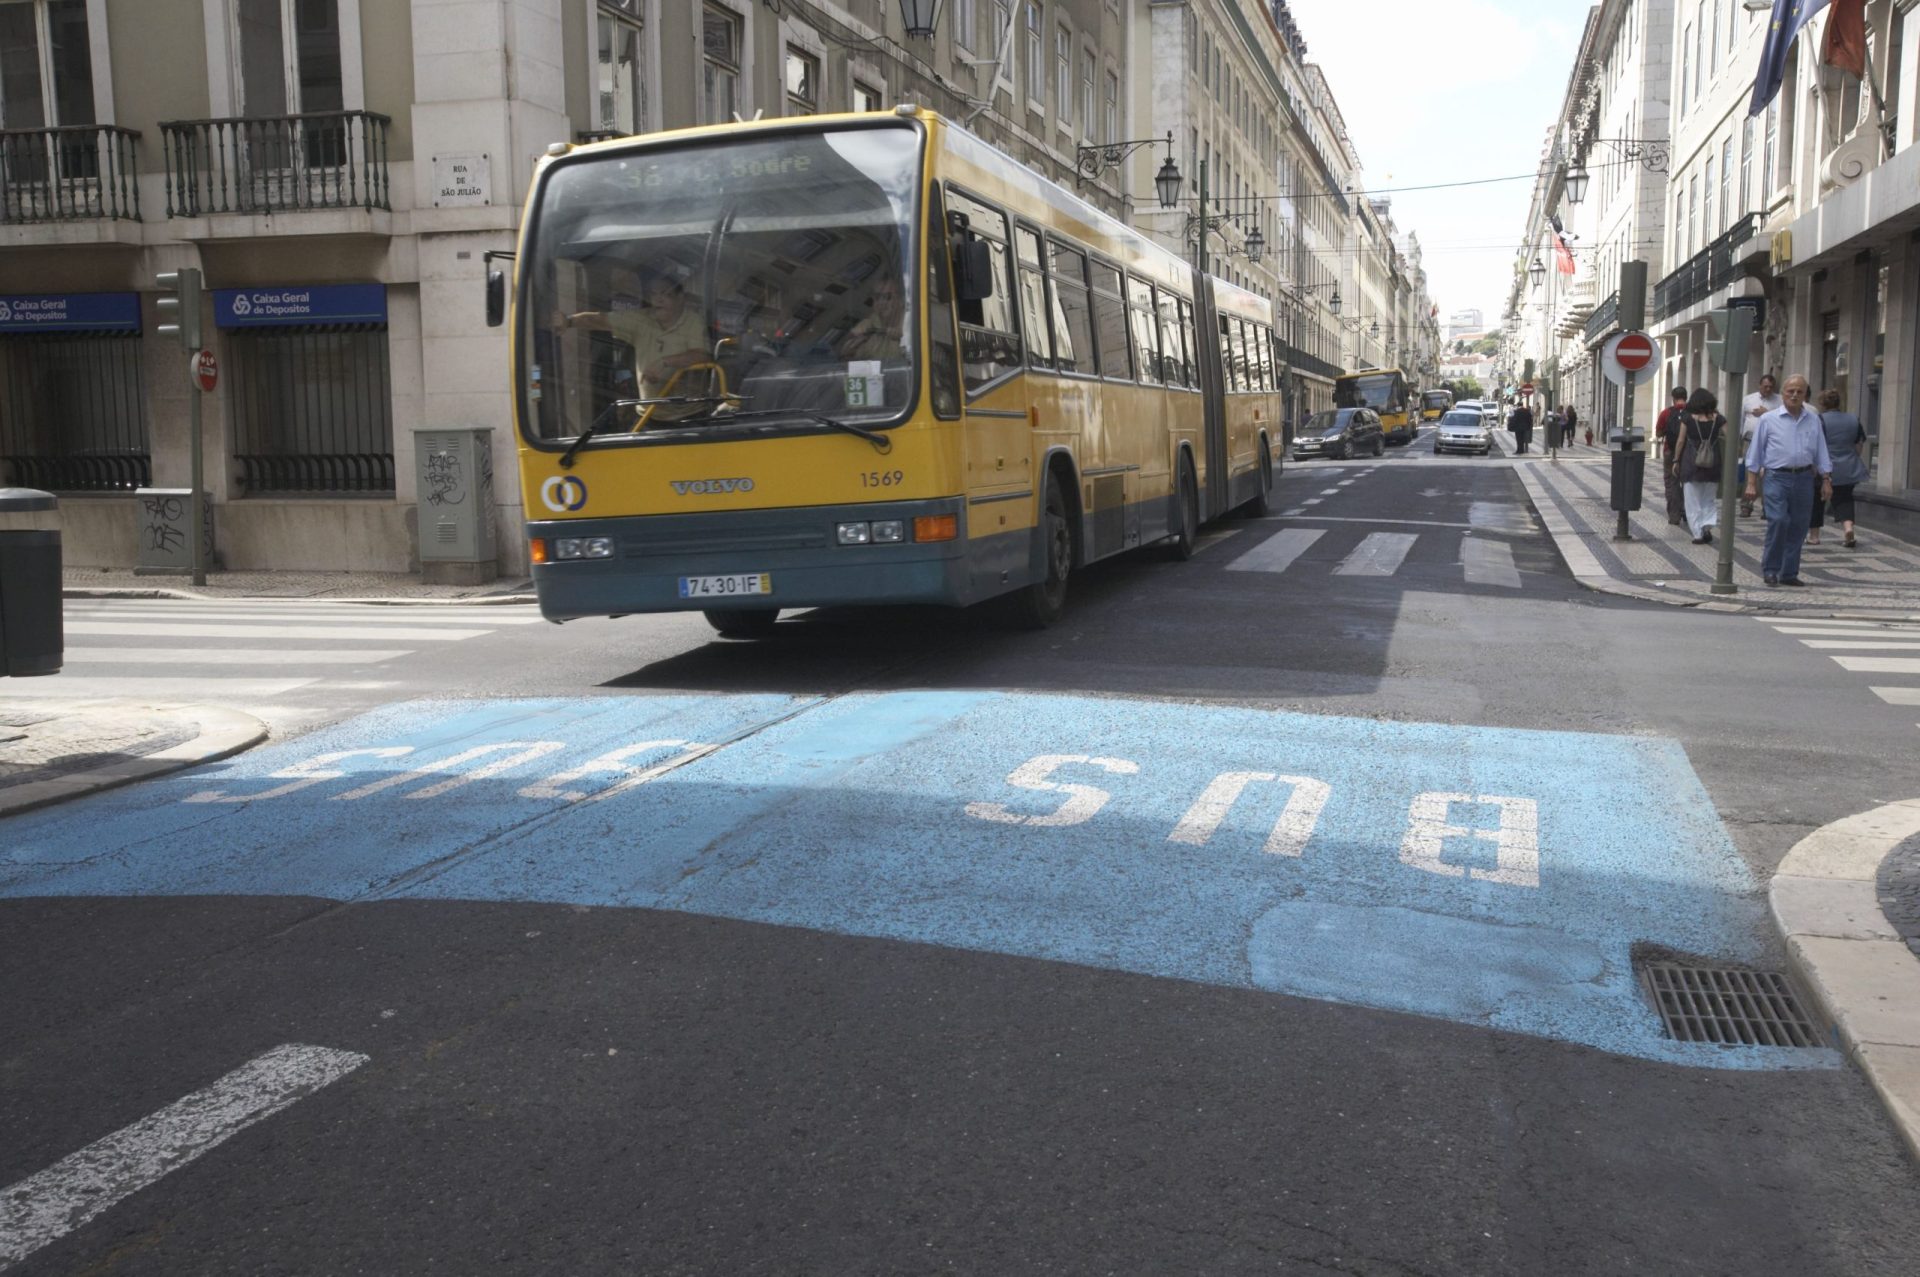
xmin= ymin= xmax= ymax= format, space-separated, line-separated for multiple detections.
xmin=1191 ymin=278 xmax=1229 ymax=519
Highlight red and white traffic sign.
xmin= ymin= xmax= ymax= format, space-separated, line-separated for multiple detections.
xmin=191 ymin=348 xmax=218 ymax=393
xmin=1600 ymin=330 xmax=1660 ymax=387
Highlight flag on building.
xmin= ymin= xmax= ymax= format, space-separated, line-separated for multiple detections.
xmin=1749 ymin=0 xmax=1830 ymax=117
xmin=1547 ymin=220 xmax=1576 ymax=274
xmin=1822 ymin=0 xmax=1867 ymax=77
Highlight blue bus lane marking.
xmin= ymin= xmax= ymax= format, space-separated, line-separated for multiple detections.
xmin=0 ymin=690 xmax=1822 ymax=1070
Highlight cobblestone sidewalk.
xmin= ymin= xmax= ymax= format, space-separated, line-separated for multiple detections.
xmin=1521 ymin=456 xmax=1920 ymax=612
xmin=0 ymin=699 xmax=267 ymax=816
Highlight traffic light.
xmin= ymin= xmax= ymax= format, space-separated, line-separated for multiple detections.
xmin=155 ymin=268 xmax=202 ymax=350
xmin=1705 ymin=305 xmax=1754 ymax=375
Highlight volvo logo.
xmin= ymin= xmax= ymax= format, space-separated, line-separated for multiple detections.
xmin=669 ymin=477 xmax=755 ymax=495
xmin=540 ymin=475 xmax=588 ymax=512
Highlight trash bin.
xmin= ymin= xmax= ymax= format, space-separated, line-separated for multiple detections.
xmin=1608 ymin=451 xmax=1646 ymax=513
xmin=0 ymin=487 xmax=62 ymax=677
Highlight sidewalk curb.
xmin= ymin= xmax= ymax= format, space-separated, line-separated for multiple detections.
xmin=1770 ymin=799 xmax=1920 ymax=1165
xmin=0 ymin=704 xmax=269 ymax=818
xmin=1510 ymin=464 xmax=1920 ymax=618
xmin=63 ymin=587 xmax=537 ymax=606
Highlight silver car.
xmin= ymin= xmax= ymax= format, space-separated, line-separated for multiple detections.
xmin=1435 ymin=409 xmax=1492 ymax=456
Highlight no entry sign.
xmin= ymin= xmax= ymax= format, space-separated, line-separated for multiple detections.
xmin=1601 ymin=331 xmax=1659 ymax=387
xmin=191 ymin=348 xmax=218 ymax=393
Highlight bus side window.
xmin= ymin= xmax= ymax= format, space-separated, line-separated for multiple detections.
xmin=1256 ymin=324 xmax=1274 ymax=391
xmin=926 ymin=188 xmax=961 ymax=418
xmin=1048 ymin=241 xmax=1095 ymax=375
xmin=945 ymin=186 xmax=1022 ymax=394
xmin=1157 ymin=290 xmax=1188 ymax=388
xmin=1219 ymin=316 xmax=1240 ymax=391
xmin=1014 ymin=226 xmax=1054 ymax=370
xmin=1126 ymin=277 xmax=1161 ymax=385
xmin=1089 ymin=263 xmax=1131 ymax=380
xmin=1177 ymin=298 xmax=1198 ymax=389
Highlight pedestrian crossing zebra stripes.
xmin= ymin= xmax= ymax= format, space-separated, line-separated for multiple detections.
xmin=1758 ymin=617 xmax=1920 ymax=712
xmin=7 ymin=599 xmax=540 ymax=702
xmin=1222 ymin=523 xmax=1527 ymax=588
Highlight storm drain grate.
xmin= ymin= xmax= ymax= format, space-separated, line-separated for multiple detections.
xmin=1637 ymin=963 xmax=1827 ymax=1048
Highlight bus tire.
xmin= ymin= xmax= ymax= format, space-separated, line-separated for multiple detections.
xmin=1166 ymin=458 xmax=1200 ymax=560
xmin=704 ymin=607 xmax=780 ymax=638
xmin=1003 ymin=475 xmax=1072 ymax=629
xmin=1241 ymin=442 xmax=1273 ymax=517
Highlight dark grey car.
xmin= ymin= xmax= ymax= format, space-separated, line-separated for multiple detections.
xmin=1292 ymin=408 xmax=1384 ymax=461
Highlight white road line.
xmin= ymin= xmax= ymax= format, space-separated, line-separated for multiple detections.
xmin=1280 ymin=515 xmax=1477 ymax=530
xmin=59 ymin=648 xmax=413 ymax=665
xmin=1302 ymin=498 xmax=1323 ymax=505
xmin=1335 ymin=532 xmax=1419 ymax=576
xmin=67 ymin=610 xmax=540 ymax=626
xmin=0 ymin=1044 xmax=366 ymax=1268
xmin=1771 ymin=624 xmax=1920 ymax=636
xmin=1461 ymin=538 xmax=1522 ymax=588
xmin=1870 ymin=687 xmax=1920 ymax=705
xmin=1318 ymin=488 xmax=1341 ymax=495
xmin=64 ymin=622 xmax=489 ymax=641
xmin=1761 ymin=618 xmax=1919 ymax=630
xmin=1337 ymin=480 xmax=1356 ymax=487
xmin=1830 ymin=656 xmax=1920 ymax=674
xmin=1281 ymin=508 xmax=1307 ymax=517
xmin=1227 ymin=528 xmax=1325 ymax=574
xmin=0 ymin=675 xmax=321 ymax=698
xmin=1796 ymin=640 xmax=1920 ymax=650
xmin=1193 ymin=528 xmax=1243 ymax=554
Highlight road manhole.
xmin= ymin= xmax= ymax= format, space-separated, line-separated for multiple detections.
xmin=1637 ymin=961 xmax=1827 ymax=1048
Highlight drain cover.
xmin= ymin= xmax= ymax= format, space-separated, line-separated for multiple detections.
xmin=1638 ymin=963 xmax=1826 ymax=1048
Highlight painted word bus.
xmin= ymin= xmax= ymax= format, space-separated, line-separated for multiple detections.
xmin=1334 ymin=368 xmax=1413 ymax=445
xmin=493 ymin=107 xmax=1280 ymax=635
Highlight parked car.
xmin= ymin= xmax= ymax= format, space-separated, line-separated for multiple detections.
xmin=1479 ymin=401 xmax=1503 ymax=428
xmin=1293 ymin=408 xmax=1384 ymax=460
xmin=1434 ymin=408 xmax=1493 ymax=456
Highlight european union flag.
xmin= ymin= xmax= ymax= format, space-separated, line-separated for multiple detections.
xmin=1748 ymin=0 xmax=1830 ymax=117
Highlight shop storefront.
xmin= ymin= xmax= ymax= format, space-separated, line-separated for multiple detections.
xmin=0 ymin=292 xmax=148 ymax=493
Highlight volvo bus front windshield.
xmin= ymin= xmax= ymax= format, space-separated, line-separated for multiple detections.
xmin=1334 ymin=373 xmax=1406 ymax=411
xmin=520 ymin=125 xmax=920 ymax=446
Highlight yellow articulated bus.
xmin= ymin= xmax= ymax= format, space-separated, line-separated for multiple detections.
xmin=494 ymin=107 xmax=1280 ymax=635
xmin=1334 ymin=368 xmax=1414 ymax=445
xmin=1418 ymin=388 xmax=1453 ymax=422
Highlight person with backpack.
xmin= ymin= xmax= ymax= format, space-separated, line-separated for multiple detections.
xmin=1654 ymin=386 xmax=1689 ymax=527
xmin=1674 ymin=388 xmax=1727 ymax=544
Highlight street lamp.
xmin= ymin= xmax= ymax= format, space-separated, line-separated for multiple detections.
xmin=1244 ymin=225 xmax=1265 ymax=264
xmin=1565 ymin=163 xmax=1590 ymax=205
xmin=899 ymin=0 xmax=942 ymax=39
xmin=1154 ymin=154 xmax=1183 ymax=210
xmin=1329 ymin=288 xmax=1341 ymax=315
xmin=1077 ymin=132 xmax=1180 ymax=207
xmin=1528 ymin=257 xmax=1547 ymax=287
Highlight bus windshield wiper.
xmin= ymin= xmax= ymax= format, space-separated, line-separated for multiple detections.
xmin=722 ymin=408 xmax=893 ymax=454
xmin=557 ymin=394 xmax=738 ymax=468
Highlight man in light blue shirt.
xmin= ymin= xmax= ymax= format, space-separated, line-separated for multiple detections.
xmin=1742 ymin=374 xmax=1833 ymax=586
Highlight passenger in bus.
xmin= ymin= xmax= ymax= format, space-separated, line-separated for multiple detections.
xmin=559 ymin=270 xmax=710 ymax=420
xmin=838 ymin=275 xmax=908 ymax=361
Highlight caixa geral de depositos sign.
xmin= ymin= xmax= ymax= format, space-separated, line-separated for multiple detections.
xmin=212 ymin=284 xmax=388 ymax=328
xmin=0 ymin=292 xmax=141 ymax=333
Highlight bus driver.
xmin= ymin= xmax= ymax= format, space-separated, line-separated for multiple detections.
xmin=560 ymin=269 xmax=709 ymax=420
xmin=837 ymin=275 xmax=908 ymax=361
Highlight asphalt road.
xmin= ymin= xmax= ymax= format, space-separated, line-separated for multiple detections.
xmin=7 ymin=438 xmax=1920 ymax=1275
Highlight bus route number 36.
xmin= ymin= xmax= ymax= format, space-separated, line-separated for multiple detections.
xmin=860 ymin=469 xmax=906 ymax=487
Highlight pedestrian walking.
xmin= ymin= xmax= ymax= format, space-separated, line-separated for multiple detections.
xmin=1738 ymin=374 xmax=1782 ymax=516
xmin=1813 ymin=388 xmax=1871 ymax=549
xmin=1655 ymin=386 xmax=1689 ymax=527
xmin=1742 ymin=374 xmax=1832 ymax=587
xmin=1563 ymin=404 xmax=1579 ymax=446
xmin=1674 ymin=389 xmax=1726 ymax=544
xmin=1509 ymin=402 xmax=1534 ymax=454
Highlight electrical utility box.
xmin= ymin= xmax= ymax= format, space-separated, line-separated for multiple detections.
xmin=415 ymin=427 xmax=499 ymax=585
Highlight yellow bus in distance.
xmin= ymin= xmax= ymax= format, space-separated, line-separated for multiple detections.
xmin=497 ymin=107 xmax=1281 ymax=635
xmin=1419 ymin=388 xmax=1453 ymax=421
xmin=1335 ymin=368 xmax=1413 ymax=445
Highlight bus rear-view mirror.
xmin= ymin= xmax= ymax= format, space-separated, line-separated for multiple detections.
xmin=485 ymin=269 xmax=506 ymax=328
xmin=953 ymin=239 xmax=994 ymax=302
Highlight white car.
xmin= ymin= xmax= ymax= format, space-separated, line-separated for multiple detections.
xmin=1434 ymin=409 xmax=1493 ymax=456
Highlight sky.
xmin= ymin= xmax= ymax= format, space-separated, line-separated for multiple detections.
xmin=1281 ymin=0 xmax=1592 ymax=330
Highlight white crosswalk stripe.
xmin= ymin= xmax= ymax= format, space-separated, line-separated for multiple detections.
xmin=1223 ymin=526 xmax=1524 ymax=588
xmin=1336 ymin=532 xmax=1418 ymax=576
xmin=21 ymin=598 xmax=539 ymax=708
xmin=1829 ymin=656 xmax=1920 ymax=674
xmin=1872 ymin=687 xmax=1920 ymax=706
xmin=1227 ymin=528 xmax=1324 ymax=573
xmin=1461 ymin=538 xmax=1521 ymax=588
xmin=1761 ymin=617 xmax=1920 ymax=718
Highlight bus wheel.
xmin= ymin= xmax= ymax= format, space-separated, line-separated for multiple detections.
xmin=1004 ymin=475 xmax=1072 ymax=629
xmin=704 ymin=607 xmax=780 ymax=638
xmin=1166 ymin=459 xmax=1200 ymax=560
xmin=1241 ymin=444 xmax=1273 ymax=517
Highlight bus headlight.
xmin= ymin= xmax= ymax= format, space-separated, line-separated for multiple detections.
xmin=836 ymin=521 xmax=872 ymax=545
xmin=871 ymin=520 xmax=905 ymax=543
xmin=552 ymin=537 xmax=615 ymax=560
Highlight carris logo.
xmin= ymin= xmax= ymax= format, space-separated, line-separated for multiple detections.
xmin=670 ymin=477 xmax=755 ymax=495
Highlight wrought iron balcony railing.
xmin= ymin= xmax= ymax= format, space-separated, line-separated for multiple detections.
xmin=1653 ymin=213 xmax=1759 ymax=323
xmin=160 ymin=110 xmax=392 ymax=217
xmin=1584 ymin=290 xmax=1620 ymax=345
xmin=0 ymin=125 xmax=142 ymax=223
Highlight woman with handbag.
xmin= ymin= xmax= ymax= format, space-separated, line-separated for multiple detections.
xmin=1675 ymin=388 xmax=1727 ymax=544
xmin=1813 ymin=388 xmax=1870 ymax=548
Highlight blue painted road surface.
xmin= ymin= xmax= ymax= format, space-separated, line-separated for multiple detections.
xmin=0 ymin=691 xmax=1820 ymax=1069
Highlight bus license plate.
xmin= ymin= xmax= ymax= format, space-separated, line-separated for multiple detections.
xmin=678 ymin=573 xmax=772 ymax=599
